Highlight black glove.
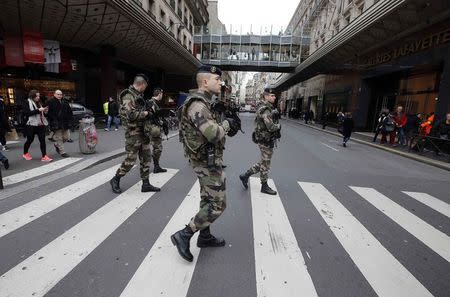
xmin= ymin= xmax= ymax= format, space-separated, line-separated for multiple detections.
xmin=271 ymin=109 xmax=280 ymax=122
xmin=226 ymin=117 xmax=240 ymax=137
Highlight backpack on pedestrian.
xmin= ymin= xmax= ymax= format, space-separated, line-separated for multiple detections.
xmin=383 ymin=115 xmax=395 ymax=132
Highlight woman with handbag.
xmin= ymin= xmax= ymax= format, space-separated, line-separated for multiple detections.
xmin=22 ymin=90 xmax=53 ymax=162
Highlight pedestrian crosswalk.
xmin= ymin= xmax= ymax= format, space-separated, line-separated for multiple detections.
xmin=0 ymin=167 xmax=448 ymax=297
xmin=2 ymin=157 xmax=82 ymax=186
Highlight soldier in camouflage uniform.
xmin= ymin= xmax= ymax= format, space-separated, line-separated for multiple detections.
xmin=110 ymin=74 xmax=161 ymax=194
xmin=144 ymin=87 xmax=167 ymax=173
xmin=171 ymin=65 xmax=240 ymax=262
xmin=239 ymin=88 xmax=281 ymax=195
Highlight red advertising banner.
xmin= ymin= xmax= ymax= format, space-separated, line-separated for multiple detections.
xmin=4 ymin=37 xmax=25 ymax=67
xmin=23 ymin=31 xmax=45 ymax=64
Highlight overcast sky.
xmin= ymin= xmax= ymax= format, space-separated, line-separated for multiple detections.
xmin=217 ymin=0 xmax=299 ymax=34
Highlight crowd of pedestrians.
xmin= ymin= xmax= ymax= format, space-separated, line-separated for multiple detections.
xmin=0 ymin=89 xmax=74 ymax=171
xmin=372 ymin=106 xmax=450 ymax=154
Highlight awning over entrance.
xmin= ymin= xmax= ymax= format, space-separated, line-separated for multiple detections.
xmin=274 ymin=0 xmax=450 ymax=90
xmin=0 ymin=0 xmax=201 ymax=75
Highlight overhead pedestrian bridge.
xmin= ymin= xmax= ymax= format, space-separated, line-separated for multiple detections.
xmin=193 ymin=25 xmax=310 ymax=72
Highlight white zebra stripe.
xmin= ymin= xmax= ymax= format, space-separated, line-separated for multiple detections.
xmin=120 ymin=181 xmax=201 ymax=297
xmin=351 ymin=186 xmax=450 ymax=262
xmin=251 ymin=178 xmax=318 ymax=297
xmin=0 ymin=169 xmax=178 ymax=297
xmin=300 ymin=182 xmax=432 ymax=297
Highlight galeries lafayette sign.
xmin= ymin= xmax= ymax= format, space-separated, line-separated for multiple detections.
xmin=365 ymin=27 xmax=450 ymax=66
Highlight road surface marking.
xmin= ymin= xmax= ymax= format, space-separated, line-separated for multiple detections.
xmin=320 ymin=142 xmax=339 ymax=151
xmin=250 ymin=177 xmax=318 ymax=297
xmin=2 ymin=157 xmax=82 ymax=186
xmin=0 ymin=169 xmax=178 ymax=297
xmin=299 ymin=182 xmax=433 ymax=297
xmin=120 ymin=181 xmax=201 ymax=297
xmin=0 ymin=165 xmax=119 ymax=238
xmin=402 ymin=191 xmax=450 ymax=218
xmin=351 ymin=186 xmax=450 ymax=262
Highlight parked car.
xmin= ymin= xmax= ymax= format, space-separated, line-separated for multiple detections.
xmin=70 ymin=103 xmax=94 ymax=128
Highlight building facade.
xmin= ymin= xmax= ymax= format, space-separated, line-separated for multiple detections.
xmin=0 ymin=0 xmax=208 ymax=121
xmin=277 ymin=0 xmax=450 ymax=130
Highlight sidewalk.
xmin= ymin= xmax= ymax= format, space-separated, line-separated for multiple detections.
xmin=2 ymin=124 xmax=180 ymax=177
xmin=282 ymin=117 xmax=450 ymax=171
xmin=1 ymin=125 xmax=126 ymax=177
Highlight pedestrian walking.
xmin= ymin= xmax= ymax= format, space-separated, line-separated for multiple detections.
xmin=47 ymin=90 xmax=73 ymax=157
xmin=240 ymin=87 xmax=281 ymax=195
xmin=109 ymin=74 xmax=161 ymax=194
xmin=309 ymin=110 xmax=315 ymax=123
xmin=144 ymin=87 xmax=167 ymax=173
xmin=373 ymin=110 xmax=388 ymax=142
xmin=405 ymin=113 xmax=422 ymax=145
xmin=0 ymin=150 xmax=8 ymax=169
xmin=321 ymin=112 xmax=329 ymax=129
xmin=380 ymin=111 xmax=396 ymax=145
xmin=304 ymin=109 xmax=310 ymax=124
xmin=22 ymin=90 xmax=53 ymax=162
xmin=171 ymin=65 xmax=240 ymax=262
xmin=0 ymin=95 xmax=10 ymax=151
xmin=337 ymin=111 xmax=345 ymax=134
xmin=342 ymin=112 xmax=354 ymax=147
xmin=394 ymin=106 xmax=407 ymax=146
xmin=105 ymin=97 xmax=120 ymax=131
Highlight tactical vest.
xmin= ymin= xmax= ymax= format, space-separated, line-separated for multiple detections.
xmin=254 ymin=103 xmax=273 ymax=143
xmin=144 ymin=98 xmax=162 ymax=137
xmin=180 ymin=94 xmax=224 ymax=163
xmin=118 ymin=87 xmax=144 ymax=129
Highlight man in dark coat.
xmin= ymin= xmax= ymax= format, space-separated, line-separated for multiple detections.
xmin=0 ymin=96 xmax=11 ymax=151
xmin=47 ymin=90 xmax=73 ymax=157
xmin=342 ymin=112 xmax=354 ymax=147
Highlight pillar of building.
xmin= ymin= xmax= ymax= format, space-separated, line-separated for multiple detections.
xmin=100 ymin=45 xmax=117 ymax=104
xmin=354 ymin=79 xmax=371 ymax=129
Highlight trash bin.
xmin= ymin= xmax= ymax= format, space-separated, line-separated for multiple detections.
xmin=79 ymin=116 xmax=98 ymax=154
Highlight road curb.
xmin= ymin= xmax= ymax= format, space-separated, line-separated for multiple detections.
xmin=282 ymin=118 xmax=450 ymax=172
xmin=0 ymin=131 xmax=180 ymax=198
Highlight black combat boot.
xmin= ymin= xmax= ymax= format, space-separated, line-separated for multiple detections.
xmin=153 ymin=159 xmax=167 ymax=173
xmin=261 ymin=182 xmax=277 ymax=195
xmin=197 ymin=226 xmax=226 ymax=248
xmin=110 ymin=175 xmax=122 ymax=194
xmin=141 ymin=179 xmax=161 ymax=192
xmin=239 ymin=171 xmax=252 ymax=189
xmin=171 ymin=225 xmax=196 ymax=262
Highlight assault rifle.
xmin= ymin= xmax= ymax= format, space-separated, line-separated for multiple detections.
xmin=144 ymin=98 xmax=169 ymax=139
xmin=270 ymin=109 xmax=281 ymax=144
xmin=211 ymin=99 xmax=244 ymax=137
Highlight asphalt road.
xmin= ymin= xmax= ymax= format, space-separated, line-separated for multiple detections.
xmin=0 ymin=113 xmax=449 ymax=297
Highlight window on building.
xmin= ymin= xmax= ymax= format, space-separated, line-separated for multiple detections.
xmin=177 ymin=0 xmax=182 ymax=18
xmin=131 ymin=0 xmax=143 ymax=7
xmin=170 ymin=0 xmax=175 ymax=9
xmin=160 ymin=9 xmax=166 ymax=25
xmin=169 ymin=20 xmax=174 ymax=35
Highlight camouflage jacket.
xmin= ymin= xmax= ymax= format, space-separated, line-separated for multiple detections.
xmin=118 ymin=86 xmax=147 ymax=129
xmin=180 ymin=89 xmax=228 ymax=164
xmin=254 ymin=101 xmax=281 ymax=142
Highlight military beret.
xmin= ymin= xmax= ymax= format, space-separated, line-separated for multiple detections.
xmin=264 ymin=87 xmax=275 ymax=94
xmin=197 ymin=65 xmax=222 ymax=76
xmin=135 ymin=73 xmax=149 ymax=84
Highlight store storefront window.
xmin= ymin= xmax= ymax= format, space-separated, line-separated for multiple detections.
xmin=396 ymin=72 xmax=439 ymax=116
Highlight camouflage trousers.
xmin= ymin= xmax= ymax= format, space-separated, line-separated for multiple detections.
xmin=116 ymin=128 xmax=152 ymax=179
xmin=247 ymin=143 xmax=274 ymax=183
xmin=189 ymin=162 xmax=227 ymax=232
xmin=151 ymin=136 xmax=162 ymax=161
